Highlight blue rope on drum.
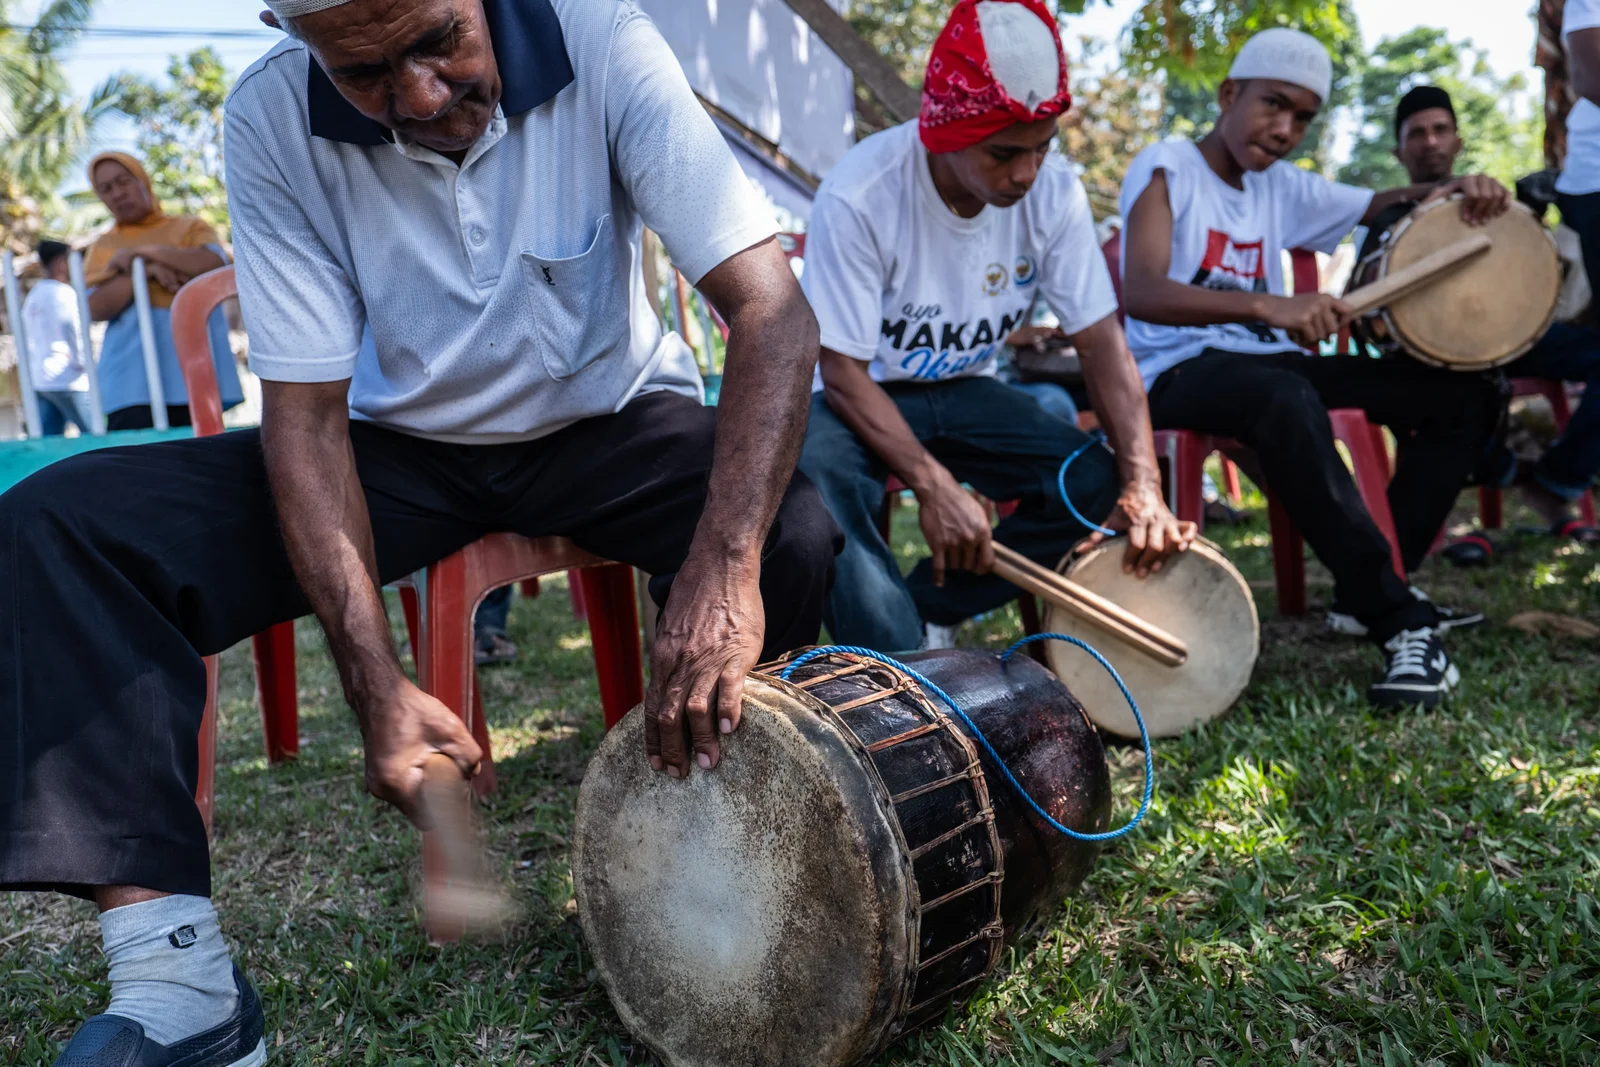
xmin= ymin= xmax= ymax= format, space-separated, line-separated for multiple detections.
xmin=1058 ymin=431 xmax=1118 ymax=538
xmin=780 ymin=633 xmax=1154 ymax=842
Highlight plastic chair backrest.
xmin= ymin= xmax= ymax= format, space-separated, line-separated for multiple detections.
xmin=170 ymin=266 xmax=238 ymax=439
xmin=1101 ymin=234 xmax=1125 ymax=324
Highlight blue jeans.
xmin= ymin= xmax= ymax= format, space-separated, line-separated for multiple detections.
xmin=1009 ymin=380 xmax=1080 ymax=424
xmin=475 ymin=585 xmax=512 ymax=638
xmin=37 ymin=391 xmax=92 ymax=436
xmin=798 ymin=376 xmax=1119 ymax=651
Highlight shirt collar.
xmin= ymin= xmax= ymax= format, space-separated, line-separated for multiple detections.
xmin=306 ymin=0 xmax=575 ymax=147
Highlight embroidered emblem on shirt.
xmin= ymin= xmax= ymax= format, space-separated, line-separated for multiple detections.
xmin=982 ymin=262 xmax=1009 ymax=296
xmin=1014 ymin=256 xmax=1037 ymax=287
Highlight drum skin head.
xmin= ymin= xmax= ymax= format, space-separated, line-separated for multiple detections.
xmin=1384 ymin=198 xmax=1561 ymax=369
xmin=1041 ymin=538 xmax=1258 ymax=739
xmin=572 ymin=676 xmax=915 ymax=1067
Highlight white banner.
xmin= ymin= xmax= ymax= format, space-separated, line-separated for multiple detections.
xmin=638 ymin=0 xmax=856 ymax=187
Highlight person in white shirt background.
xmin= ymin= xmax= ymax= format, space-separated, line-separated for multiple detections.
xmin=21 ymin=239 xmax=92 ymax=436
xmin=1119 ymin=28 xmax=1510 ymax=710
xmin=799 ymin=0 xmax=1194 ymax=653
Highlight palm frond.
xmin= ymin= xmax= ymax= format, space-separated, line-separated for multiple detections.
xmin=26 ymin=0 xmax=97 ymax=54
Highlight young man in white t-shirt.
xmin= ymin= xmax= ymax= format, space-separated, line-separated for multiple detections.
xmin=21 ymin=239 xmax=92 ymax=435
xmin=1120 ymin=28 xmax=1508 ymax=708
xmin=799 ymin=0 xmax=1193 ymax=651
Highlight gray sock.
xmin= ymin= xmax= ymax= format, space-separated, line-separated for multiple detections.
xmin=99 ymin=895 xmax=238 ymax=1047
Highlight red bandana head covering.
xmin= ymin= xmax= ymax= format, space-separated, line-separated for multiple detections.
xmin=920 ymin=0 xmax=1072 ymax=154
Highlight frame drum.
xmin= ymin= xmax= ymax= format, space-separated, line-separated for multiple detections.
xmin=572 ymin=648 xmax=1110 ymax=1067
xmin=1041 ymin=538 xmax=1258 ymax=738
xmin=1350 ymin=197 xmax=1560 ymax=370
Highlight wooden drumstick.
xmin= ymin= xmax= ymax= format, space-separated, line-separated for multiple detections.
xmin=420 ymin=752 xmax=517 ymax=941
xmin=1340 ymin=233 xmax=1492 ymax=320
xmin=991 ymin=544 xmax=1188 ymax=668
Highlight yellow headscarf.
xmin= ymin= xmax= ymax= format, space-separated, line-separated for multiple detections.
xmin=83 ymin=152 xmax=221 ymax=309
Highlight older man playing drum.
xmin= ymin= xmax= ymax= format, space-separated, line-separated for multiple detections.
xmin=0 ymin=0 xmax=840 ymax=1062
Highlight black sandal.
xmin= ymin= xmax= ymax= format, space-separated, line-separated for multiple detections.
xmin=1443 ymin=532 xmax=1496 ymax=567
xmin=1551 ymin=518 xmax=1600 ymax=545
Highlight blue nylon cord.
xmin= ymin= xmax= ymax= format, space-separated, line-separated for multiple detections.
xmin=779 ymin=634 xmax=1153 ymax=842
xmin=1058 ymin=432 xmax=1118 ymax=538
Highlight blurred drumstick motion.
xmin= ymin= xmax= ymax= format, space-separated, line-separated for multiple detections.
xmin=991 ymin=543 xmax=1188 ymax=667
xmin=1340 ymin=232 xmax=1492 ymax=320
xmin=419 ymin=752 xmax=518 ymax=942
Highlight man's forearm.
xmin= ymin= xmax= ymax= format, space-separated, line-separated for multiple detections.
xmin=1122 ymin=273 xmax=1275 ymax=328
xmin=88 ymin=276 xmax=134 ymax=321
xmin=1363 ymin=185 xmax=1430 ymax=225
xmin=139 ymin=245 xmax=225 ymax=278
xmin=260 ymin=384 xmax=405 ymax=721
xmin=696 ymin=293 xmax=821 ymax=561
xmin=820 ymin=353 xmax=944 ymax=493
xmin=1074 ymin=315 xmax=1160 ymax=489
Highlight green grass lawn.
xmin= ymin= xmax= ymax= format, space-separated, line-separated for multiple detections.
xmin=4 ymin=481 xmax=1598 ymax=1066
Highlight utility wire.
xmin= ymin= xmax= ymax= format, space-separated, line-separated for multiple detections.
xmin=1 ymin=24 xmax=279 ymax=40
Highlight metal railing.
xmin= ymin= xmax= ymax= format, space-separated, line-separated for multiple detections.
xmin=2 ymin=251 xmax=165 ymax=438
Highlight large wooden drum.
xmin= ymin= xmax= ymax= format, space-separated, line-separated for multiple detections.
xmin=1041 ymin=538 xmax=1258 ymax=738
xmin=572 ymin=648 xmax=1111 ymax=1067
xmin=1350 ymin=196 xmax=1561 ymax=370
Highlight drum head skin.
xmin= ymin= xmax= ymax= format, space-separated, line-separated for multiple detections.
xmin=1384 ymin=198 xmax=1560 ymax=370
xmin=1041 ymin=539 xmax=1259 ymax=739
xmin=572 ymin=676 xmax=916 ymax=1067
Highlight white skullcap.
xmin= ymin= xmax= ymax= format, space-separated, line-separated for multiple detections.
xmin=975 ymin=1 xmax=1063 ymax=113
xmin=1227 ymin=28 xmax=1332 ymax=104
xmin=264 ymin=0 xmax=355 ymax=18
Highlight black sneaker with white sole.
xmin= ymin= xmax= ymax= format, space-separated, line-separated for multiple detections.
xmin=1327 ymin=586 xmax=1485 ymax=638
xmin=52 ymin=965 xmax=266 ymax=1067
xmin=1368 ymin=628 xmax=1460 ymax=709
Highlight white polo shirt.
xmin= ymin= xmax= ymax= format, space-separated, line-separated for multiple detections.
xmin=225 ymin=0 xmax=776 ymax=442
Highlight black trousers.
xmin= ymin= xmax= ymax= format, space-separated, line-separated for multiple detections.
xmin=1147 ymin=349 xmax=1502 ymax=640
xmin=106 ymin=404 xmax=195 ymax=432
xmin=0 ymin=392 xmax=841 ymax=897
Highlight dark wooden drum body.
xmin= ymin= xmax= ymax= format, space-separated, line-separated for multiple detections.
xmin=571 ymin=648 xmax=1111 ymax=1067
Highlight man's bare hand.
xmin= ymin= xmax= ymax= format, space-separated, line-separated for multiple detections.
xmin=1425 ymin=174 xmax=1511 ymax=225
xmin=645 ymin=549 xmax=765 ymax=778
xmin=359 ymin=679 xmax=483 ymax=828
xmin=1077 ymin=478 xmax=1196 ymax=577
xmin=1267 ymin=292 xmax=1352 ymax=348
xmin=915 ymin=465 xmax=995 ymax=587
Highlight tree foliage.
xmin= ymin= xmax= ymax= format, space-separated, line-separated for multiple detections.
xmin=1060 ymin=37 xmax=1166 ymax=218
xmin=1338 ymin=27 xmax=1544 ymax=190
xmin=104 ymin=48 xmax=232 ymax=233
xmin=0 ymin=0 xmax=109 ymax=252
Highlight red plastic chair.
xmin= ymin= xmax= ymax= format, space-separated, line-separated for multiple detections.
xmin=172 ymin=267 xmax=646 ymax=836
xmin=1478 ymin=378 xmax=1597 ymax=528
xmin=1111 ymin=240 xmax=1406 ymax=614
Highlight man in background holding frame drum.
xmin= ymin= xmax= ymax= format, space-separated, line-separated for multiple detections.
xmin=799 ymin=0 xmax=1195 ymax=654
xmin=1366 ymin=86 xmax=1600 ymax=553
xmin=1120 ymin=28 xmax=1507 ymax=709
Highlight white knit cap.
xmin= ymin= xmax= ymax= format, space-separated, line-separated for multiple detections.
xmin=1226 ymin=28 xmax=1332 ymax=104
xmin=264 ymin=0 xmax=355 ymax=18
xmin=974 ymin=1 xmax=1063 ymax=113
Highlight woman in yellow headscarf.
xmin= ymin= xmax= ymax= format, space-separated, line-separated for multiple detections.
xmin=84 ymin=152 xmax=243 ymax=430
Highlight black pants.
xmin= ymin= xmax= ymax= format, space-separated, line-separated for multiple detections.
xmin=106 ymin=404 xmax=195 ymax=432
xmin=0 ymin=392 xmax=841 ymax=897
xmin=1147 ymin=349 xmax=1502 ymax=640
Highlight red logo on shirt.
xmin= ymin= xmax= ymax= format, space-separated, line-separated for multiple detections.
xmin=1193 ymin=230 xmax=1269 ymax=293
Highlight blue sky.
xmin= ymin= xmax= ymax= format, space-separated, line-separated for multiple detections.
xmin=24 ymin=0 xmax=1542 ymax=188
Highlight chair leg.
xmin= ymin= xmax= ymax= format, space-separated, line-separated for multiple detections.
xmin=1480 ymin=486 xmax=1504 ymax=530
xmin=1172 ymin=434 xmax=1208 ymax=530
xmin=469 ymin=682 xmax=497 ymax=797
xmin=1332 ymin=412 xmax=1406 ymax=580
xmin=252 ymin=623 xmax=299 ymax=764
xmin=399 ymin=584 xmax=421 ymax=666
xmin=196 ymin=655 xmax=220 ymax=834
xmin=520 ymin=578 xmax=540 ymax=598
xmin=1222 ymin=458 xmax=1243 ymax=504
xmin=1267 ymin=492 xmax=1307 ymax=615
xmin=577 ymin=563 xmax=645 ymax=731
xmin=1016 ymin=594 xmax=1047 ymax=664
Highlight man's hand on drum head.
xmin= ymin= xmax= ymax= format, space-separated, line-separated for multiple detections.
xmin=1267 ymin=292 xmax=1352 ymax=348
xmin=360 ymin=678 xmax=483 ymax=829
xmin=1424 ymin=174 xmax=1511 ymax=225
xmin=1080 ymin=478 xmax=1196 ymax=578
xmin=914 ymin=465 xmax=997 ymax=588
xmin=645 ymin=547 xmax=766 ymax=778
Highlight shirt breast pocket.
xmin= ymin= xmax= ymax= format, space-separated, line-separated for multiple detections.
xmin=520 ymin=213 xmax=630 ymax=381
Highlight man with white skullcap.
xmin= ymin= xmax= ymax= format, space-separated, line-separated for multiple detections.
xmin=799 ymin=0 xmax=1193 ymax=651
xmin=1119 ymin=28 xmax=1508 ymax=710
xmin=5 ymin=1 xmax=845 ymax=1062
